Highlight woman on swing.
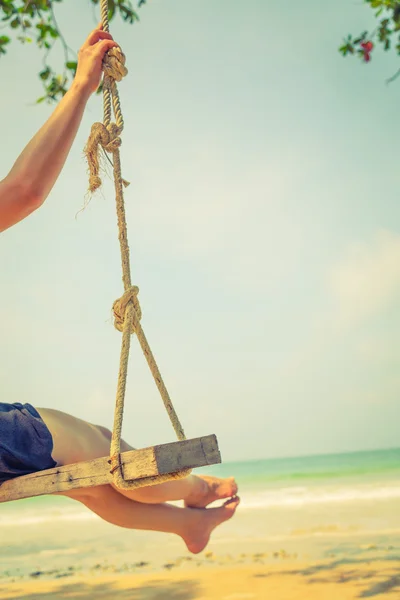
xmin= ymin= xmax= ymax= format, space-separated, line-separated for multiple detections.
xmin=0 ymin=26 xmax=239 ymax=554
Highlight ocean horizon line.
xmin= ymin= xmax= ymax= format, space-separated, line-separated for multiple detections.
xmin=220 ymin=445 xmax=400 ymax=466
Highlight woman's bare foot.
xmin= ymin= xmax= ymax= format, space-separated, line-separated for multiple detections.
xmin=185 ymin=475 xmax=238 ymax=508
xmin=182 ymin=496 xmax=240 ymax=554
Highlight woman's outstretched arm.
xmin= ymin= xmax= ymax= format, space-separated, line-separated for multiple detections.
xmin=0 ymin=25 xmax=117 ymax=233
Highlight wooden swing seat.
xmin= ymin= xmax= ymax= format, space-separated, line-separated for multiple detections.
xmin=0 ymin=435 xmax=220 ymax=503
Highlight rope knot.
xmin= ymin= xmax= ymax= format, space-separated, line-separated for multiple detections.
xmin=113 ymin=286 xmax=142 ymax=333
xmin=103 ymin=123 xmax=122 ymax=153
xmin=103 ymin=47 xmax=128 ymax=83
xmin=85 ymin=122 xmax=122 ymax=193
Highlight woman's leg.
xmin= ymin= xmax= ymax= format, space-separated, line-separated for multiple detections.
xmin=38 ymin=408 xmax=238 ymax=507
xmin=64 ymin=484 xmax=240 ymax=554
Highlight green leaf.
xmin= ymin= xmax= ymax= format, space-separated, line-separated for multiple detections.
xmin=66 ymin=61 xmax=77 ymax=69
xmin=16 ymin=33 xmax=32 ymax=44
xmin=108 ymin=0 xmax=116 ymax=20
xmin=39 ymin=67 xmax=50 ymax=80
xmin=1 ymin=4 xmax=16 ymax=20
xmin=339 ymin=43 xmax=354 ymax=55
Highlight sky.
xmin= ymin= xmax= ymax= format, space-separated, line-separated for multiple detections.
xmin=1 ymin=0 xmax=400 ymax=462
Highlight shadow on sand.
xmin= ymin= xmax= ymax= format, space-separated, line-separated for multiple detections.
xmin=0 ymin=578 xmax=200 ymax=600
xmin=253 ymin=554 xmax=400 ymax=598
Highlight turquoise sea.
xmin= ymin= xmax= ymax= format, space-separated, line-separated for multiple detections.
xmin=1 ymin=448 xmax=399 ymax=580
xmin=202 ymin=446 xmax=400 ymax=507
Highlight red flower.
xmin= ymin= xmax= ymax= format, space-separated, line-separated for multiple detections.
xmin=360 ymin=40 xmax=373 ymax=62
xmin=361 ymin=41 xmax=374 ymax=52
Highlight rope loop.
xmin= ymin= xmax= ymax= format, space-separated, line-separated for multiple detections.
xmin=113 ymin=286 xmax=142 ymax=333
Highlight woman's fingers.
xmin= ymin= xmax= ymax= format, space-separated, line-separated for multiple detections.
xmin=81 ymin=26 xmax=113 ymax=50
xmin=92 ymin=38 xmax=119 ymax=60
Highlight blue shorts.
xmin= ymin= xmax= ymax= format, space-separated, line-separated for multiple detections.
xmin=0 ymin=403 xmax=56 ymax=483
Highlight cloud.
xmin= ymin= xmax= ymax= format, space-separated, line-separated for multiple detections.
xmin=277 ymin=229 xmax=400 ymax=385
xmin=329 ymin=229 xmax=400 ymax=329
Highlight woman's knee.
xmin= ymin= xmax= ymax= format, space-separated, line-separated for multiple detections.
xmin=95 ymin=424 xmax=112 ymax=442
xmin=94 ymin=425 xmax=133 ymax=453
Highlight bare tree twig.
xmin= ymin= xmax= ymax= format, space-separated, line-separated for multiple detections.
xmin=386 ymin=67 xmax=400 ymax=84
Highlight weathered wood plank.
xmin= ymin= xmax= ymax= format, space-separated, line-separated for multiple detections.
xmin=154 ymin=435 xmax=221 ymax=475
xmin=0 ymin=435 xmax=221 ymax=503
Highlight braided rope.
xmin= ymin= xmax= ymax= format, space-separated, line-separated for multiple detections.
xmin=85 ymin=4 xmax=190 ymax=489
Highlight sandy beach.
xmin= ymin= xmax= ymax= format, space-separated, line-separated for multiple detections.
xmin=1 ymin=553 xmax=399 ymax=600
xmin=2 ymin=452 xmax=400 ymax=599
